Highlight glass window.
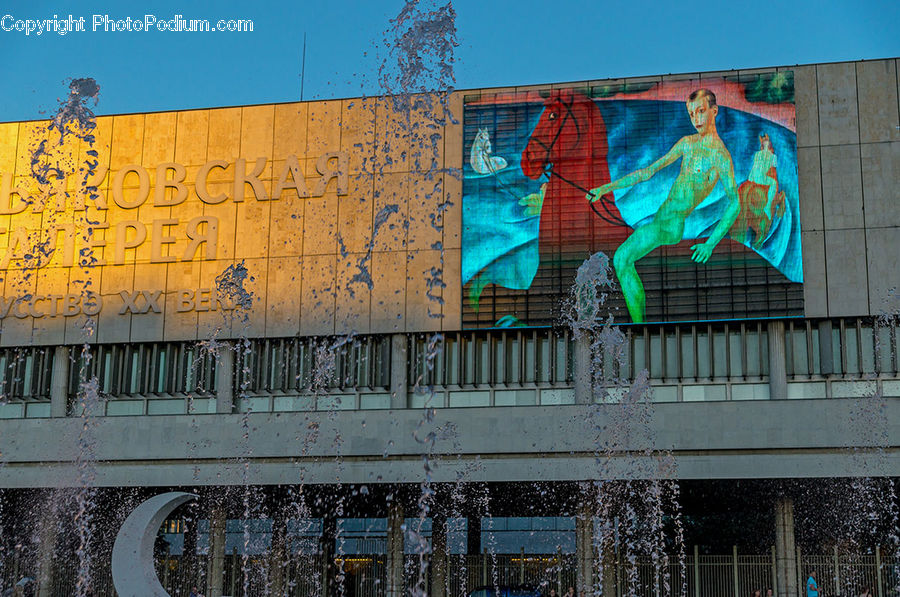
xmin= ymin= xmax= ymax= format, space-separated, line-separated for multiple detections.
xmin=102 ymin=350 xmax=113 ymax=394
xmin=745 ymin=329 xmax=760 ymax=377
xmin=810 ymin=327 xmax=821 ymax=375
xmin=493 ymin=335 xmax=505 ymax=383
xmin=860 ymin=325 xmax=876 ymax=374
xmin=790 ymin=328 xmax=809 ymax=376
xmin=430 ymin=336 xmax=445 ymax=387
xmin=692 ymin=329 xmax=708 ymax=379
xmin=462 ymin=335 xmax=475 ymax=385
xmin=22 ymin=353 xmax=33 ymax=397
xmin=632 ymin=332 xmax=647 ymax=377
xmin=832 ymin=326 xmax=843 ymax=375
xmin=536 ymin=334 xmax=551 ymax=383
xmin=877 ymin=325 xmax=893 ymax=374
xmin=523 ymin=335 xmax=535 ymax=384
xmin=665 ymin=330 xmax=678 ymax=379
xmin=729 ymin=331 xmax=743 ymax=378
xmin=712 ymin=330 xmax=727 ymax=378
xmin=554 ymin=334 xmax=568 ymax=383
xmin=157 ymin=347 xmax=168 ymax=393
xmin=845 ymin=323 xmax=860 ymax=376
xmin=681 ymin=331 xmax=695 ymax=379
xmin=129 ymin=350 xmax=141 ymax=394
xmin=477 ymin=336 xmax=490 ymax=385
xmin=506 ymin=334 xmax=520 ymax=384
xmin=892 ymin=324 xmax=900 ymax=375
xmin=600 ymin=329 xmax=627 ymax=380
xmin=445 ymin=335 xmax=459 ymax=386
xmin=649 ymin=331 xmax=663 ymax=379
xmin=617 ymin=330 xmax=632 ymax=380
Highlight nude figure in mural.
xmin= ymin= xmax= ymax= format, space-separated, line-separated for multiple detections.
xmin=730 ymin=133 xmax=786 ymax=249
xmin=588 ymin=89 xmax=741 ymax=323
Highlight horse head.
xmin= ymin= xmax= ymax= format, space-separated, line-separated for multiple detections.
xmin=521 ymin=89 xmax=596 ymax=180
xmin=519 ymin=88 xmax=623 ymax=229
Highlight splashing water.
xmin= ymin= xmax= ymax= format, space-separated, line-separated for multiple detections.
xmin=379 ymin=1 xmax=457 ymax=98
xmin=50 ymin=78 xmax=101 ymax=141
xmin=203 ymin=257 xmax=262 ymax=594
xmin=817 ymin=292 xmax=900 ymax=597
xmin=215 ymin=261 xmax=255 ymax=316
xmin=565 ymin=252 xmax=686 ymax=597
xmin=348 ymin=204 xmax=400 ymax=294
xmin=375 ymin=1 xmax=459 ymax=594
xmin=18 ymin=77 xmax=106 ymax=597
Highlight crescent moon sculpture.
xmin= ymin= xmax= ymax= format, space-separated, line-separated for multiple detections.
xmin=112 ymin=491 xmax=198 ymax=597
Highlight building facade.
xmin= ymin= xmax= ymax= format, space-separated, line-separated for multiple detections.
xmin=0 ymin=58 xmax=898 ymax=596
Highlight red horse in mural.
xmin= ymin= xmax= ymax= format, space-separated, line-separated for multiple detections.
xmin=520 ymin=89 xmax=628 ymax=253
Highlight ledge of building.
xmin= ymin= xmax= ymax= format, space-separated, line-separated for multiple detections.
xmin=0 ymin=398 xmax=897 ymax=487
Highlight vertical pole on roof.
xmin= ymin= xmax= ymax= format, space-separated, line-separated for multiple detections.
xmin=300 ymin=32 xmax=307 ymax=101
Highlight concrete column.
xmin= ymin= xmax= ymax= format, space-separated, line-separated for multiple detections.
xmin=875 ymin=546 xmax=884 ymax=597
xmin=768 ymin=320 xmax=788 ymax=399
xmin=575 ymin=335 xmax=593 ymax=404
xmin=775 ymin=497 xmax=798 ymax=597
xmin=431 ymin=510 xmax=448 ymax=597
xmin=230 ymin=547 xmax=239 ymax=596
xmin=575 ymin=502 xmax=595 ymax=593
xmin=321 ymin=515 xmax=337 ymax=597
xmin=818 ymin=321 xmax=833 ymax=376
xmin=36 ymin=492 xmax=59 ymax=597
xmin=391 ymin=334 xmax=409 ymax=409
xmin=50 ymin=346 xmax=69 ymax=417
xmin=600 ymin=540 xmax=616 ymax=597
xmin=386 ymin=503 xmax=405 ymax=597
xmin=208 ymin=506 xmax=226 ymax=597
xmin=269 ymin=512 xmax=287 ymax=597
xmin=215 ymin=345 xmax=234 ymax=414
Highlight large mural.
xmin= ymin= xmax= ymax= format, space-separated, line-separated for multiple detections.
xmin=462 ymin=72 xmax=802 ymax=326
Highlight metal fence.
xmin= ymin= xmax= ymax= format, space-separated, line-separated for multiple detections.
xmin=8 ymin=549 xmax=898 ymax=597
xmin=799 ymin=548 xmax=900 ymax=597
xmin=440 ymin=553 xmax=578 ymax=594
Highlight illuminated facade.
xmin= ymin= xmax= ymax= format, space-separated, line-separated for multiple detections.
xmin=0 ymin=58 xmax=898 ymax=596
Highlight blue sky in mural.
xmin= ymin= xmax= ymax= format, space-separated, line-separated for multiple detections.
xmin=0 ymin=0 xmax=897 ymax=121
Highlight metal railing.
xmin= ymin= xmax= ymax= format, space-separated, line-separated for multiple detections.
xmin=67 ymin=342 xmax=217 ymax=397
xmin=3 ymin=315 xmax=900 ymax=418
xmin=0 ymin=346 xmax=53 ymax=401
xmin=410 ymin=329 xmax=576 ymax=388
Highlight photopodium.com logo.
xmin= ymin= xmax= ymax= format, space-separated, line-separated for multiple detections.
xmin=1 ymin=14 xmax=254 ymax=35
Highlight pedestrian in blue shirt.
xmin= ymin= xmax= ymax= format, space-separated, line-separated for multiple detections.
xmin=807 ymin=570 xmax=819 ymax=597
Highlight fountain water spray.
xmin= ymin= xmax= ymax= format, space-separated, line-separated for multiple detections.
xmin=14 ymin=77 xmax=106 ymax=596
xmin=566 ymin=252 xmax=685 ymax=597
xmin=373 ymin=1 xmax=458 ymax=594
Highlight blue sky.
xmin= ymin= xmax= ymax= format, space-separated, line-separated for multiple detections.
xmin=0 ymin=0 xmax=897 ymax=121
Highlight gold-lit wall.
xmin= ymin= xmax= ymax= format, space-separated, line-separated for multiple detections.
xmin=0 ymin=94 xmax=464 ymax=345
